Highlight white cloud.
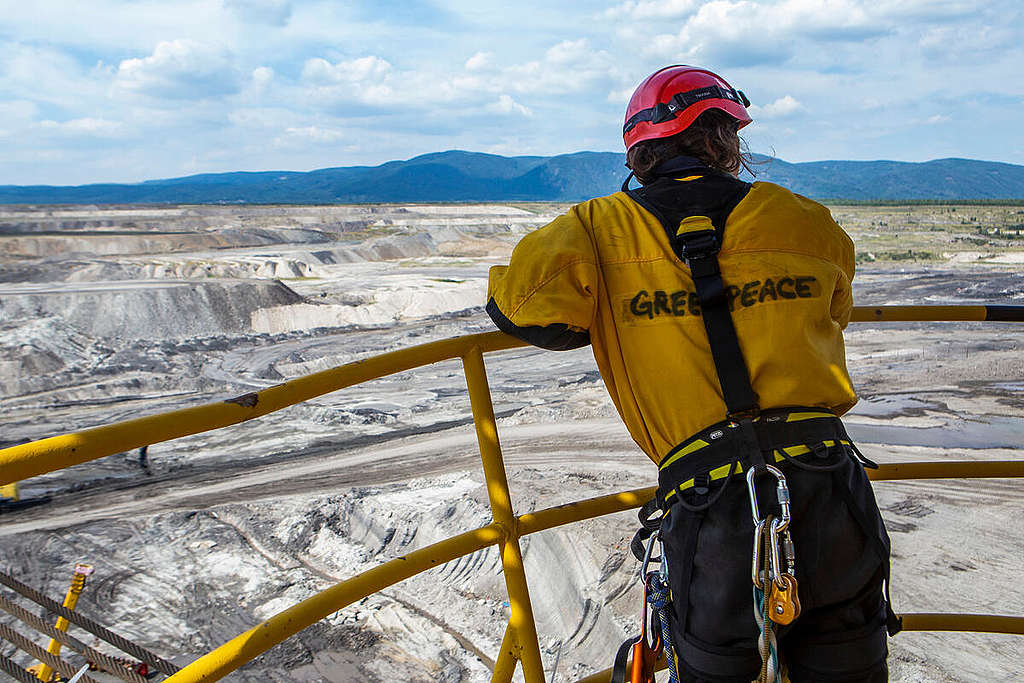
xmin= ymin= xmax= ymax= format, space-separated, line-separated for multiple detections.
xmin=115 ymin=40 xmax=242 ymax=99
xmin=488 ymin=95 xmax=533 ymax=118
xmin=1 ymin=0 xmax=1022 ymax=183
xmin=301 ymin=56 xmax=394 ymax=106
xmin=545 ymin=39 xmax=593 ymax=65
xmin=607 ymin=87 xmax=635 ymax=106
xmin=642 ymin=0 xmax=889 ymax=66
xmin=465 ymin=52 xmax=493 ymax=71
xmin=244 ymin=66 xmax=275 ymax=99
xmin=503 ymin=39 xmax=617 ymax=94
xmin=252 ymin=66 xmax=275 ymax=88
xmin=301 ymin=56 xmax=392 ymax=85
xmin=273 ymin=126 xmax=346 ymax=147
xmin=925 ymin=114 xmax=951 ymax=125
xmin=750 ymin=95 xmax=803 ymax=119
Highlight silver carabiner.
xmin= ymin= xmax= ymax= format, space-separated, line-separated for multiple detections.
xmin=751 ymin=518 xmax=767 ymax=589
xmin=746 ymin=464 xmax=792 ymax=532
xmin=640 ymin=529 xmax=660 ymax=581
xmin=768 ymin=517 xmax=786 ymax=589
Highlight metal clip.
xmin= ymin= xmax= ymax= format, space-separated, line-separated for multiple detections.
xmin=746 ymin=464 xmax=791 ymax=532
xmin=781 ymin=529 xmax=796 ymax=576
xmin=640 ymin=529 xmax=659 ymax=582
xmin=768 ymin=518 xmax=786 ymax=589
xmin=751 ymin=519 xmax=767 ymax=589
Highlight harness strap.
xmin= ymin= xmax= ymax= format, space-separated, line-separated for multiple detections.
xmin=674 ymin=216 xmax=760 ymax=416
xmin=610 ymin=636 xmax=636 ymax=683
xmin=829 ymin=468 xmax=903 ymax=636
xmin=657 ymin=408 xmax=850 ymax=509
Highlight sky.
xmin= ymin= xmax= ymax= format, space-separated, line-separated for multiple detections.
xmin=1 ymin=0 xmax=1022 ymax=185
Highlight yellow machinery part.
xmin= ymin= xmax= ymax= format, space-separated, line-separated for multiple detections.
xmin=35 ymin=564 xmax=94 ymax=682
xmin=0 ymin=482 xmax=17 ymax=501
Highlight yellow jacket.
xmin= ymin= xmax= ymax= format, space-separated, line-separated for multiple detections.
xmin=487 ymin=177 xmax=857 ymax=464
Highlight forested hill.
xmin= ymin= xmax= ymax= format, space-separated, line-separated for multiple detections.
xmin=3 ymin=151 xmax=1023 ymax=204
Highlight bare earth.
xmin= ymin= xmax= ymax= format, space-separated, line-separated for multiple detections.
xmin=0 ymin=203 xmax=1022 ymax=682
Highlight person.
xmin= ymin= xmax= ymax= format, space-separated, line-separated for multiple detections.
xmin=486 ymin=65 xmax=897 ymax=682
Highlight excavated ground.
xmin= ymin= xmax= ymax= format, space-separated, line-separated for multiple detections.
xmin=0 ymin=203 xmax=1022 ymax=682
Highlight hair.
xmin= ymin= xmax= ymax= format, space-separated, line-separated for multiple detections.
xmin=626 ymin=108 xmax=756 ymax=183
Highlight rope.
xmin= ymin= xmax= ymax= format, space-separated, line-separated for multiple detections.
xmin=647 ymin=573 xmax=680 ymax=683
xmin=0 ymin=653 xmax=39 ymax=683
xmin=754 ymin=589 xmax=778 ymax=683
xmin=0 ymin=593 xmax=147 ymax=683
xmin=0 ymin=622 xmax=100 ymax=683
xmin=0 ymin=569 xmax=179 ymax=676
xmin=753 ymin=515 xmax=778 ymax=683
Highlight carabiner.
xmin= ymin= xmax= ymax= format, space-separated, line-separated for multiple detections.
xmin=746 ymin=464 xmax=791 ymax=532
xmin=751 ymin=518 xmax=767 ymax=589
xmin=768 ymin=518 xmax=786 ymax=589
xmin=640 ymin=529 xmax=659 ymax=581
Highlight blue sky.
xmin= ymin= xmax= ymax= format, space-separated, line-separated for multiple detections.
xmin=2 ymin=0 xmax=1022 ymax=185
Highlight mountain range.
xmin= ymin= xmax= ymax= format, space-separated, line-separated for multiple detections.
xmin=3 ymin=151 xmax=1023 ymax=204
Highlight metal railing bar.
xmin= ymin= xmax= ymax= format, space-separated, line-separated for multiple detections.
xmin=463 ymin=346 xmax=545 ymax=683
xmin=0 ymin=331 xmax=521 ymax=486
xmin=2 ymin=306 xmax=1022 ymax=683
xmin=513 ymin=459 xmax=1024 ymax=539
xmin=517 ymin=486 xmax=657 ymax=537
xmin=490 ymin=622 xmax=519 ymax=683
xmin=850 ymin=304 xmax=1023 ymax=323
xmin=869 ymin=460 xmax=1024 ymax=481
xmin=900 ymin=613 xmax=1024 ymax=635
xmin=160 ymin=457 xmax=1024 ymax=683
xmin=163 ymin=523 xmax=504 ymax=683
xmin=569 ymin=611 xmax=1024 ymax=683
xmin=4 ymin=304 xmax=1022 ymax=487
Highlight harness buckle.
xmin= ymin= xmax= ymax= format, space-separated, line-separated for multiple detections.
xmin=727 ymin=407 xmax=760 ymax=422
xmin=675 ymin=229 xmax=719 ymax=261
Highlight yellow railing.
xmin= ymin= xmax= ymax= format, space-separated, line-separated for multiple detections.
xmin=1 ymin=304 xmax=1022 ymax=683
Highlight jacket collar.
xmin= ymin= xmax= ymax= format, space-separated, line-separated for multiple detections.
xmin=649 ymin=155 xmax=713 ymax=179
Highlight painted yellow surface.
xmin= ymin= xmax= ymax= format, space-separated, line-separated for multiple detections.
xmin=0 ymin=482 xmax=17 ymax=501
xmin=36 ymin=564 xmax=93 ymax=682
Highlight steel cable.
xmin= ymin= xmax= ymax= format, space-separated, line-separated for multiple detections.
xmin=0 ymin=593 xmax=146 ymax=683
xmin=0 ymin=653 xmax=39 ymax=683
xmin=0 ymin=570 xmax=179 ymax=676
xmin=0 ymin=622 xmax=99 ymax=683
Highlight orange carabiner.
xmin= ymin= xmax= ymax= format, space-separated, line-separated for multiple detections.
xmin=631 ymin=574 xmax=664 ymax=683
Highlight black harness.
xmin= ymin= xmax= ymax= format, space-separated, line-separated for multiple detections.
xmin=623 ymin=162 xmax=902 ymax=633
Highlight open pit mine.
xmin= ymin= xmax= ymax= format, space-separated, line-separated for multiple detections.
xmin=0 ymin=202 xmax=1022 ymax=682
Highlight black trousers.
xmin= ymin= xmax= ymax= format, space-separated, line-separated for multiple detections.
xmin=660 ymin=452 xmax=891 ymax=682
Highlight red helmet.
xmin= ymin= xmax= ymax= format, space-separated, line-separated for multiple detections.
xmin=623 ymin=65 xmax=752 ymax=151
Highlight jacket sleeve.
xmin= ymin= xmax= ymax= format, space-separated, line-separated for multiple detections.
xmin=486 ymin=208 xmax=599 ymax=350
xmin=829 ymin=223 xmax=857 ymax=330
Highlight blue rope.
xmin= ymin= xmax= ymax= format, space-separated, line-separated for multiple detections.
xmin=646 ymin=572 xmax=680 ymax=683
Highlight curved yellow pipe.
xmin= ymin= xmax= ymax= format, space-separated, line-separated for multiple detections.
xmin=164 ymin=524 xmax=503 ymax=683
xmin=3 ymin=305 xmax=1021 ymax=486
